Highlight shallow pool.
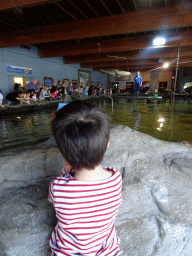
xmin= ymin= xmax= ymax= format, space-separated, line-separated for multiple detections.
xmin=0 ymin=98 xmax=192 ymax=151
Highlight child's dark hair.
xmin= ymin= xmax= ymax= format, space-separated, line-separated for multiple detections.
xmin=52 ymin=100 xmax=110 ymax=170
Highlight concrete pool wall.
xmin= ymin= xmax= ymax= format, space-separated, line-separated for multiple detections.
xmin=0 ymin=125 xmax=192 ymax=255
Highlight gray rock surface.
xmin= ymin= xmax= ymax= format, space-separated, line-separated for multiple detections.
xmin=0 ymin=125 xmax=192 ymax=256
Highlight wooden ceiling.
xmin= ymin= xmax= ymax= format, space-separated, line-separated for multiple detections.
xmin=0 ymin=0 xmax=192 ymax=72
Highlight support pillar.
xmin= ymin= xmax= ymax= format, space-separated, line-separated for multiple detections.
xmin=150 ymin=70 xmax=159 ymax=93
xmin=177 ymin=68 xmax=184 ymax=94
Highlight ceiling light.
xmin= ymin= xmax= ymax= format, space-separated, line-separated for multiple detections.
xmin=158 ymin=118 xmax=165 ymax=122
xmin=163 ymin=62 xmax=169 ymax=68
xmin=153 ymin=37 xmax=166 ymax=46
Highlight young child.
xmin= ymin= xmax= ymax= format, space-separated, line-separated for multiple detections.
xmin=31 ymin=92 xmax=37 ymax=102
xmin=49 ymin=100 xmax=123 ymax=256
xmin=50 ymin=88 xmax=58 ymax=100
xmin=23 ymin=90 xmax=31 ymax=104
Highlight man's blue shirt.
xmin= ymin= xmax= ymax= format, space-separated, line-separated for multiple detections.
xmin=134 ymin=75 xmax=142 ymax=85
xmin=27 ymin=82 xmax=38 ymax=91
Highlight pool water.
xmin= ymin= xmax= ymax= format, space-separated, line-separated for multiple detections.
xmin=104 ymin=98 xmax=192 ymax=143
xmin=0 ymin=99 xmax=192 ymax=151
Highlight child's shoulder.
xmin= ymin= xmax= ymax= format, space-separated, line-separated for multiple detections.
xmin=51 ymin=170 xmax=72 ymax=183
xmin=105 ymin=167 xmax=121 ymax=177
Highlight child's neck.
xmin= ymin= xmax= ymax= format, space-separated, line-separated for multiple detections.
xmin=73 ymin=165 xmax=113 ymax=182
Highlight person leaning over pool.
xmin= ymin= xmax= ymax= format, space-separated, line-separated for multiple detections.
xmin=48 ymin=100 xmax=123 ymax=256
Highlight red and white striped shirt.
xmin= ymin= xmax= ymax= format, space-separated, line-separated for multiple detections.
xmin=48 ymin=167 xmax=122 ymax=256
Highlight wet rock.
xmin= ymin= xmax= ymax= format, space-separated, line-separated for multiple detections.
xmin=0 ymin=125 xmax=192 ymax=255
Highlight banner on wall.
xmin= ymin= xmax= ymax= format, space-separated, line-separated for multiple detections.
xmin=7 ymin=65 xmax=32 ymax=75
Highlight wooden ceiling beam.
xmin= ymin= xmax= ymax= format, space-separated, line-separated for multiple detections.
xmin=94 ymin=66 xmax=181 ymax=72
xmin=93 ymin=61 xmax=192 ymax=70
xmin=65 ymin=46 xmax=192 ymax=64
xmin=99 ymin=0 xmax=112 ymax=15
xmin=83 ymin=0 xmax=99 ymax=17
xmin=0 ymin=5 xmax=192 ymax=47
xmin=115 ymin=0 xmax=125 ymax=14
xmin=81 ymin=59 xmax=159 ymax=68
xmin=67 ymin=0 xmax=88 ymax=18
xmin=81 ymin=56 xmax=192 ymax=68
xmin=55 ymin=2 xmax=77 ymax=20
xmin=0 ymin=0 xmax=59 ymax=11
xmin=39 ymin=30 xmax=192 ymax=57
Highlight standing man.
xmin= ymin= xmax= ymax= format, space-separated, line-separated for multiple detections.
xmin=27 ymin=79 xmax=38 ymax=91
xmin=66 ymin=82 xmax=73 ymax=95
xmin=134 ymin=71 xmax=142 ymax=96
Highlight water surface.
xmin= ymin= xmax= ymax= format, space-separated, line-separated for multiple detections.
xmin=0 ymin=99 xmax=192 ymax=150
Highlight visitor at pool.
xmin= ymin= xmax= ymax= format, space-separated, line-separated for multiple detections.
xmin=60 ymin=82 xmax=66 ymax=95
xmin=50 ymin=88 xmax=58 ymax=100
xmin=6 ymin=91 xmax=30 ymax=104
xmin=45 ymin=88 xmax=51 ymax=101
xmin=57 ymin=80 xmax=62 ymax=87
xmin=39 ymin=85 xmax=48 ymax=101
xmin=66 ymin=82 xmax=73 ymax=95
xmin=51 ymin=81 xmax=57 ymax=93
xmin=14 ymin=83 xmax=23 ymax=93
xmin=134 ymin=71 xmax=142 ymax=96
xmin=57 ymin=87 xmax=63 ymax=99
xmin=31 ymin=91 xmax=38 ymax=102
xmin=23 ymin=90 xmax=31 ymax=104
xmin=78 ymin=83 xmax=82 ymax=94
xmin=49 ymin=100 xmax=123 ymax=256
xmin=26 ymin=79 xmax=38 ymax=91
xmin=88 ymin=84 xmax=94 ymax=96
xmin=0 ymin=89 xmax=4 ymax=108
xmin=82 ymin=86 xmax=87 ymax=95
xmin=37 ymin=82 xmax=41 ymax=91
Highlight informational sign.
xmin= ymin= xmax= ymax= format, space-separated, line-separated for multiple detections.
xmin=7 ymin=65 xmax=32 ymax=75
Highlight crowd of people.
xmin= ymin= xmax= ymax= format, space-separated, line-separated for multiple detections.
xmin=2 ymin=79 xmax=109 ymax=106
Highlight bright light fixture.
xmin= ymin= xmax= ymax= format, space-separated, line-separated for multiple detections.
xmin=153 ymin=37 xmax=166 ymax=46
xmin=158 ymin=118 xmax=165 ymax=122
xmin=163 ymin=62 xmax=169 ymax=68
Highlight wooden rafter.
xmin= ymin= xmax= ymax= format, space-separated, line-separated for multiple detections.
xmin=42 ymin=4 xmax=63 ymax=20
xmin=81 ymin=56 xmax=192 ymax=68
xmin=83 ymin=0 xmax=99 ymax=17
xmin=81 ymin=59 xmax=159 ymax=68
xmin=0 ymin=19 xmax=18 ymax=29
xmin=55 ymin=2 xmax=77 ymax=20
xmin=65 ymin=46 xmax=192 ymax=64
xmin=0 ymin=0 xmax=60 ymax=11
xmin=0 ymin=5 xmax=191 ymax=47
xmin=0 ymin=14 xmax=28 ymax=28
xmin=39 ymin=30 xmax=192 ymax=58
xmin=115 ymin=0 xmax=125 ymax=14
xmin=132 ymin=0 xmax=139 ymax=11
xmin=31 ymin=6 xmax=55 ymax=22
xmin=99 ymin=0 xmax=112 ymax=15
xmin=67 ymin=0 xmax=88 ymax=18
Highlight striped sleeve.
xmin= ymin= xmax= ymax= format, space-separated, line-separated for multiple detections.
xmin=48 ymin=179 xmax=55 ymax=204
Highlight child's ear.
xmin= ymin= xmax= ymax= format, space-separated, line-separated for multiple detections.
xmin=107 ymin=140 xmax=110 ymax=148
